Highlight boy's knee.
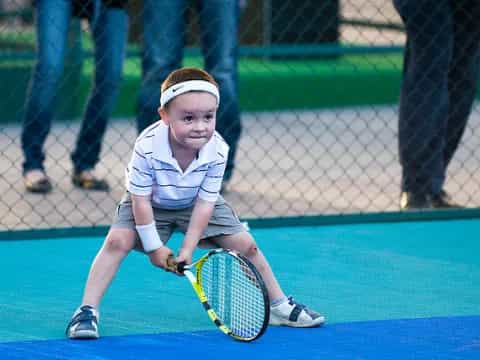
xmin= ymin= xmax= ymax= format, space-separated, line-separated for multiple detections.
xmin=104 ymin=231 xmax=135 ymax=254
xmin=243 ymin=240 xmax=259 ymax=258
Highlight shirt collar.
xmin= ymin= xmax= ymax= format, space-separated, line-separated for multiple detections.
xmin=152 ymin=121 xmax=176 ymax=165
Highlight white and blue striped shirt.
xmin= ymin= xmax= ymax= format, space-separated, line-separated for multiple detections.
xmin=126 ymin=121 xmax=229 ymax=209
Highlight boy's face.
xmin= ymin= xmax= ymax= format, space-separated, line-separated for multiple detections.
xmin=159 ymin=91 xmax=218 ymax=152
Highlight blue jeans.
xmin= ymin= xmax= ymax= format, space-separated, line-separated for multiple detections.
xmin=21 ymin=0 xmax=128 ymax=174
xmin=136 ymin=0 xmax=241 ymax=180
xmin=394 ymin=0 xmax=480 ymax=195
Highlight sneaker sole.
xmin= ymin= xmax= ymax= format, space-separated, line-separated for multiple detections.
xmin=68 ymin=330 xmax=99 ymax=339
xmin=269 ymin=316 xmax=326 ymax=328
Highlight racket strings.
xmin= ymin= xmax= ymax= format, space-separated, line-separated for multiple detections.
xmin=201 ymin=253 xmax=266 ymax=339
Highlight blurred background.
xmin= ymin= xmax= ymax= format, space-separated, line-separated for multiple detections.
xmin=1 ymin=0 xmax=479 ymax=231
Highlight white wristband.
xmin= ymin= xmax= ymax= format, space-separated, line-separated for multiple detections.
xmin=135 ymin=222 xmax=163 ymax=253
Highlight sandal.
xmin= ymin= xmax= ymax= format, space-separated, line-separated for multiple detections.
xmin=24 ymin=169 xmax=52 ymax=194
xmin=72 ymin=170 xmax=110 ymax=192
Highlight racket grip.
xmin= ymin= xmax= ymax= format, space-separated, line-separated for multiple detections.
xmin=177 ymin=261 xmax=187 ymax=273
xmin=166 ymin=256 xmax=186 ymax=273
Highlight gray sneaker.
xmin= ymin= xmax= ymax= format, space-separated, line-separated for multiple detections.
xmin=66 ymin=305 xmax=99 ymax=339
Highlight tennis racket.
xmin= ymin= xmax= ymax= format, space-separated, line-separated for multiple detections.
xmin=167 ymin=248 xmax=270 ymax=342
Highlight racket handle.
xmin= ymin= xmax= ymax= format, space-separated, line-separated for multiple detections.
xmin=177 ymin=261 xmax=187 ymax=273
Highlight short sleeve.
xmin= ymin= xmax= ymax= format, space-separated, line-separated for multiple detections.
xmin=126 ymin=142 xmax=154 ymax=196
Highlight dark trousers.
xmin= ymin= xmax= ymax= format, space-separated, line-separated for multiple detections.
xmin=21 ymin=0 xmax=128 ymax=174
xmin=393 ymin=0 xmax=480 ymax=194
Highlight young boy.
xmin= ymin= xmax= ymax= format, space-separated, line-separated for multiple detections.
xmin=66 ymin=67 xmax=324 ymax=339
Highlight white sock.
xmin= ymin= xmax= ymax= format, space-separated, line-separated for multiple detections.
xmin=271 ymin=297 xmax=288 ymax=308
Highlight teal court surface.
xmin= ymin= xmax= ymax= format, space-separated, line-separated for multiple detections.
xmin=1 ymin=218 xmax=479 ymax=359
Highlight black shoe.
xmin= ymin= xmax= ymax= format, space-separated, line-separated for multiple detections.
xmin=72 ymin=170 xmax=110 ymax=192
xmin=430 ymin=191 xmax=462 ymax=209
xmin=66 ymin=305 xmax=99 ymax=339
xmin=24 ymin=170 xmax=53 ymax=194
xmin=400 ymin=191 xmax=431 ymax=210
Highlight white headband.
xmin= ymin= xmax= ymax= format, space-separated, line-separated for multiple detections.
xmin=160 ymin=80 xmax=220 ymax=107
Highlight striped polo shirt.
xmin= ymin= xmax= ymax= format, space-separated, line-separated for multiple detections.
xmin=126 ymin=121 xmax=229 ymax=209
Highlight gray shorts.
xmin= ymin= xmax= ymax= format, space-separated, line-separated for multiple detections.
xmin=111 ymin=193 xmax=246 ymax=246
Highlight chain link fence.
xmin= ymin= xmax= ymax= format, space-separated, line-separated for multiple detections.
xmin=1 ymin=0 xmax=479 ymax=231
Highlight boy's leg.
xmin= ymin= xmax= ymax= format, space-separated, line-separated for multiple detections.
xmin=211 ymin=232 xmax=324 ymax=327
xmin=179 ymin=199 xmax=325 ymax=327
xmin=211 ymin=231 xmax=285 ymax=303
xmin=81 ymin=228 xmax=137 ymax=307
xmin=68 ymin=195 xmax=176 ymax=339
xmin=67 ymin=228 xmax=137 ymax=339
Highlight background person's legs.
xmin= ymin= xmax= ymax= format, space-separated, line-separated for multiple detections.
xmin=437 ymin=0 xmax=480 ymax=194
xmin=394 ymin=0 xmax=453 ymax=207
xmin=198 ymin=0 xmax=241 ymax=183
xmin=71 ymin=3 xmax=128 ymax=181
xmin=21 ymin=0 xmax=70 ymax=190
xmin=136 ymin=0 xmax=187 ymax=133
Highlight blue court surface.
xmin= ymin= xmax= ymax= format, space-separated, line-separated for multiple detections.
xmin=1 ymin=218 xmax=479 ymax=359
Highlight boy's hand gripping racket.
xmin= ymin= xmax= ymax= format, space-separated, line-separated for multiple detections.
xmin=168 ymin=248 xmax=270 ymax=342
